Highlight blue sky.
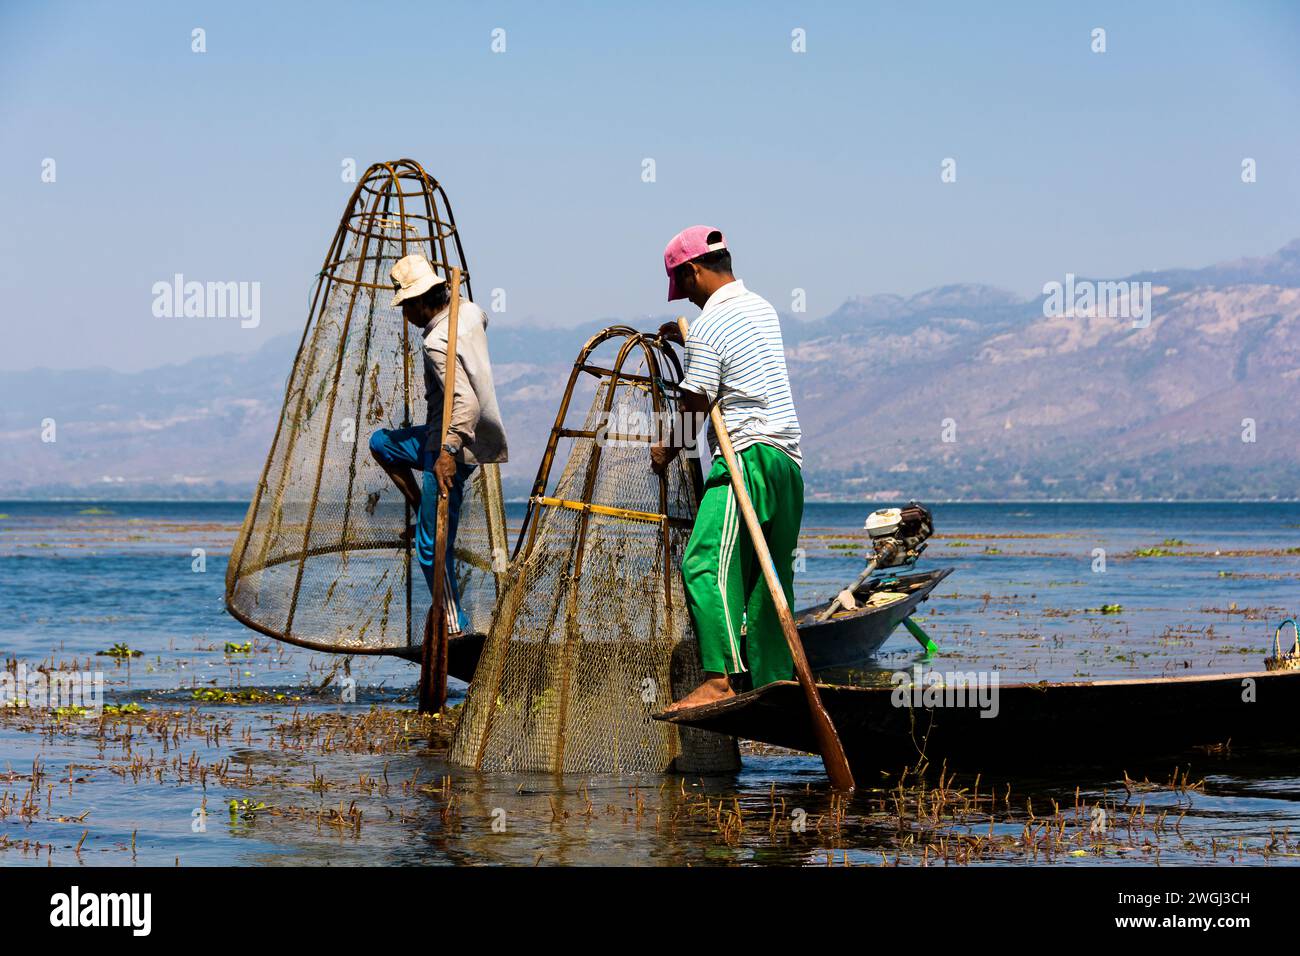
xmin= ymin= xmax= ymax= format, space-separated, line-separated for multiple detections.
xmin=2 ymin=0 xmax=1298 ymax=370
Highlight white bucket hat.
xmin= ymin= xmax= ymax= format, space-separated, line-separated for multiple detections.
xmin=390 ymin=253 xmax=445 ymax=308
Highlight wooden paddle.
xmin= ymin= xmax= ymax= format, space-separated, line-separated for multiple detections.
xmin=676 ymin=316 xmax=856 ymax=793
xmin=418 ymin=267 xmax=462 ymax=715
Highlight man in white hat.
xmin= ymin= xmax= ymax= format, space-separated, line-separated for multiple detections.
xmin=368 ymin=253 xmax=508 ymax=634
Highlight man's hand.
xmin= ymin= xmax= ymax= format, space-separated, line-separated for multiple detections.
xmin=657 ymin=321 xmax=685 ymax=346
xmin=434 ymin=449 xmax=458 ymax=497
xmin=650 ymin=442 xmax=679 ymax=476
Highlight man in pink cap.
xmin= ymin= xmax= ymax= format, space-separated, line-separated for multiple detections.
xmin=651 ymin=227 xmax=805 ymax=712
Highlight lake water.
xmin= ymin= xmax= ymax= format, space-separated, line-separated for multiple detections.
xmin=1 ymin=500 xmax=1298 ymax=866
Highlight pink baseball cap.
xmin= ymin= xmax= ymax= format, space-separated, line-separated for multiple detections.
xmin=663 ymin=225 xmax=727 ymax=301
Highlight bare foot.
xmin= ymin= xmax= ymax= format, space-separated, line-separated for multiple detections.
xmin=662 ymin=675 xmax=736 ymax=714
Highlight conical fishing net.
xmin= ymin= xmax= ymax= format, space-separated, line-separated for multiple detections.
xmin=225 ymin=159 xmax=508 ymax=658
xmin=449 ymin=329 xmax=740 ymax=774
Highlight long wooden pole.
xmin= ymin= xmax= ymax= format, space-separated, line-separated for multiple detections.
xmin=677 ymin=316 xmax=855 ymax=793
xmin=418 ymin=267 xmax=462 ymax=714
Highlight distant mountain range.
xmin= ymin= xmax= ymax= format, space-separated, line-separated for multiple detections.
xmin=4 ymin=241 xmax=1298 ymax=501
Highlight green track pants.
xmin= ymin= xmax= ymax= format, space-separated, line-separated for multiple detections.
xmin=682 ymin=442 xmax=803 ymax=689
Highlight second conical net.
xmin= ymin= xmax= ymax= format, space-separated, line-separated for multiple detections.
xmin=449 ymin=328 xmax=739 ymax=775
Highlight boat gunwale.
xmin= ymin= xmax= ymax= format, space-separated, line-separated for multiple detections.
xmin=657 ymin=665 xmax=1300 ymax=725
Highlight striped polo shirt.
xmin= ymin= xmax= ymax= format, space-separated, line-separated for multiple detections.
xmin=679 ymin=279 xmax=802 ymax=466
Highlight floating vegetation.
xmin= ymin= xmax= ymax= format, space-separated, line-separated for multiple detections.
xmin=1133 ymin=547 xmax=1178 ymax=557
xmin=1201 ymin=603 xmax=1277 ymax=620
xmin=102 ymin=702 xmax=144 ymax=717
xmin=223 ymin=642 xmax=253 ymax=654
xmin=4 ymin=686 xmax=1297 ymax=867
xmin=229 ymin=798 xmax=268 ymax=821
xmin=96 ymin=643 xmax=142 ymax=658
xmin=1087 ymin=604 xmax=1124 ymax=615
xmin=191 ymin=687 xmax=298 ymax=704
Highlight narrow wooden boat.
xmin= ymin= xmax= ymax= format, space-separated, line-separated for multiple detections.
xmin=797 ymin=567 xmax=952 ymax=673
xmin=657 ymin=667 xmax=1300 ymax=775
xmin=442 ymin=566 xmax=954 ymax=683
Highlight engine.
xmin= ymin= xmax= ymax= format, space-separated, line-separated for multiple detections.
xmin=863 ymin=501 xmax=934 ymax=572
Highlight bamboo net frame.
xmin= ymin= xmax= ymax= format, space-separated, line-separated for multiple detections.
xmin=225 ymin=159 xmax=508 ymax=658
xmin=449 ymin=327 xmax=740 ymax=774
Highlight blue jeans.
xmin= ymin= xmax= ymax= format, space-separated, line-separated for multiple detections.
xmin=369 ymin=424 xmax=475 ymax=633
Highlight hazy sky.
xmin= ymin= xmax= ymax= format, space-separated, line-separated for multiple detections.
xmin=2 ymin=0 xmax=1298 ymax=371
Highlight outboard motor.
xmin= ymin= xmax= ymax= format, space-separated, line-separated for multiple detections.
xmin=816 ymin=501 xmax=934 ymax=621
xmin=863 ymin=501 xmax=934 ymax=573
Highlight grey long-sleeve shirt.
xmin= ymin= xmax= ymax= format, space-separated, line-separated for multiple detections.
xmin=422 ymin=298 xmax=509 ymax=465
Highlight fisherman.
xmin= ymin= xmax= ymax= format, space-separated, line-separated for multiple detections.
xmin=368 ymin=253 xmax=508 ymax=634
xmin=651 ymin=226 xmax=804 ymax=712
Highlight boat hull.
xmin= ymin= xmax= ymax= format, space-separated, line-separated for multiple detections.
xmin=798 ymin=568 xmax=952 ymax=675
xmin=658 ymin=668 xmax=1300 ymax=775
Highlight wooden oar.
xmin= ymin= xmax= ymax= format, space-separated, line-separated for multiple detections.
xmin=418 ymin=267 xmax=462 ymax=715
xmin=676 ymin=316 xmax=855 ymax=793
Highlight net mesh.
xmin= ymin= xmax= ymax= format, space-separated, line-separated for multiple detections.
xmin=225 ymin=160 xmax=508 ymax=656
xmin=449 ymin=330 xmax=740 ymax=774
